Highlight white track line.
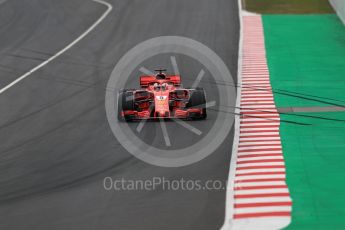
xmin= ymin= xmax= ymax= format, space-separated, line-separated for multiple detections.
xmin=236 ymin=174 xmax=286 ymax=181
xmin=240 ymin=132 xmax=280 ymax=137
xmin=239 ymin=137 xmax=281 ymax=141
xmin=238 ymin=142 xmax=282 ymax=146
xmin=237 ymin=162 xmax=285 ymax=167
xmin=234 ymin=206 xmax=291 ymax=215
xmin=238 ymin=145 xmax=282 ymax=151
xmin=238 ymin=151 xmax=283 ymax=156
xmin=235 ymin=181 xmax=286 ymax=187
xmin=0 ymin=0 xmax=113 ymax=95
xmin=240 ymin=128 xmax=280 ymax=132
xmin=235 ymin=197 xmax=291 ymax=204
xmin=240 ymin=123 xmax=280 ymax=127
xmin=234 ymin=188 xmax=289 ymax=196
xmin=236 ymin=168 xmax=286 ymax=174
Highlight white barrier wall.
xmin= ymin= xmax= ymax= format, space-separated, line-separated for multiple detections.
xmin=330 ymin=0 xmax=345 ymax=24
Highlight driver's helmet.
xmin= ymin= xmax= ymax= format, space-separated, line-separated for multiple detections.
xmin=153 ymin=83 xmax=160 ymax=91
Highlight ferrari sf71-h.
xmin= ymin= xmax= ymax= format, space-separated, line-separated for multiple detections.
xmin=117 ymin=69 xmax=207 ymax=121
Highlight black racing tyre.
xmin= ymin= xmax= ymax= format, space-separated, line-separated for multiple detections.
xmin=186 ymin=88 xmax=207 ymax=120
xmin=117 ymin=90 xmax=135 ymax=121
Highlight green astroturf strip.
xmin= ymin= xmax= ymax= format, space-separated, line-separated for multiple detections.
xmin=280 ymin=112 xmax=345 ymax=229
xmin=262 ymin=15 xmax=345 ymax=229
xmin=263 ymin=15 xmax=345 ymax=108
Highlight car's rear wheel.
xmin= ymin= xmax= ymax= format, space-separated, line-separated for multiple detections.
xmin=118 ymin=90 xmax=135 ymax=121
xmin=186 ymin=87 xmax=207 ymax=120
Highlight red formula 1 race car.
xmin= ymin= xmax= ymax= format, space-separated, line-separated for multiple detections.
xmin=117 ymin=69 xmax=207 ymax=121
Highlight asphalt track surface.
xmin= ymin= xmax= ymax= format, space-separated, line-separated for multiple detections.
xmin=0 ymin=0 xmax=239 ymax=229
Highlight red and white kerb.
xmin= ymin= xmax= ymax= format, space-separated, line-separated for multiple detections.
xmin=231 ymin=15 xmax=292 ymax=229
